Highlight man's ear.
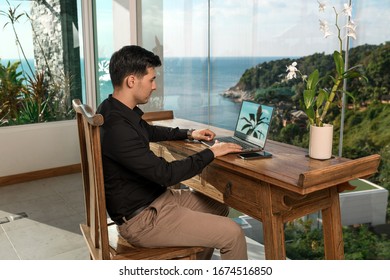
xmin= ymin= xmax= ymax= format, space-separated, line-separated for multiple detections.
xmin=125 ymin=75 xmax=135 ymax=88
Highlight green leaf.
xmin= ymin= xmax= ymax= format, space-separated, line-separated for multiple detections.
xmin=240 ymin=117 xmax=251 ymax=124
xmin=303 ymin=89 xmax=315 ymax=109
xmin=304 ymin=107 xmax=315 ymax=125
xmin=241 ymin=124 xmax=252 ymax=131
xmin=316 ymin=89 xmax=328 ymax=108
xmin=343 ymin=69 xmax=367 ymax=82
xmin=344 ymin=90 xmax=356 ymax=103
xmin=15 ymin=13 xmax=24 ymax=22
xmin=307 ymin=69 xmax=319 ymax=90
xmin=333 ymin=51 xmax=344 ymax=75
xmin=255 ymin=130 xmax=264 ymax=138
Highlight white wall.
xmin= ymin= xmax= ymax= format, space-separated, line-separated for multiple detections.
xmin=0 ymin=120 xmax=80 ymax=176
xmin=340 ymin=181 xmax=389 ymax=226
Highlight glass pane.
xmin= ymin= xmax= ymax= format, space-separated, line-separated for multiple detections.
xmin=0 ymin=0 xmax=83 ymax=126
xmin=138 ymin=0 xmax=164 ymax=112
xmin=140 ymin=0 xmax=209 ymax=124
xmin=94 ymin=0 xmax=114 ymax=104
xmin=209 ymin=0 xmax=264 ymax=129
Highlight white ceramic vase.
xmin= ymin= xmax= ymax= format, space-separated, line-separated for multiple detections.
xmin=308 ymin=124 xmax=333 ymax=160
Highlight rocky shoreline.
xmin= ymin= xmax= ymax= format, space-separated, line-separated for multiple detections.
xmin=220 ymin=88 xmax=253 ymax=103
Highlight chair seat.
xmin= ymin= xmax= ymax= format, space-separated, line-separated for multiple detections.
xmin=107 ymin=223 xmax=204 ymax=260
xmin=80 ymin=224 xmax=203 ymax=260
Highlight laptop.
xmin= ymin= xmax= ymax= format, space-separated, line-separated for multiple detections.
xmin=202 ymin=100 xmax=274 ymax=153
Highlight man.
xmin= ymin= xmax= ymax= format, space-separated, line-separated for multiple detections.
xmin=97 ymin=45 xmax=247 ymax=260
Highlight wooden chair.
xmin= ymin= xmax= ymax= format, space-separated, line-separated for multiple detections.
xmin=142 ymin=110 xmax=174 ymax=122
xmin=72 ymin=99 xmax=204 ymax=260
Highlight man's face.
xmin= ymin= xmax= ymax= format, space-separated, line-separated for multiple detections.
xmin=133 ymin=67 xmax=157 ymax=105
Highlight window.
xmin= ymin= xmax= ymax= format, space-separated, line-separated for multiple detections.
xmin=89 ymin=0 xmax=389 ymax=193
xmin=0 ymin=0 xmax=83 ymax=126
xmin=138 ymin=0 xmax=390 ymax=202
xmin=137 ymin=0 xmax=389 ymax=128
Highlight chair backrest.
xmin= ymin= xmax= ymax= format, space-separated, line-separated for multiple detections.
xmin=72 ymin=99 xmax=110 ymax=259
xmin=142 ymin=110 xmax=174 ymax=122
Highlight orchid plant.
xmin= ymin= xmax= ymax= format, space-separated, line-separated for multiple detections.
xmin=286 ymin=1 xmax=366 ymax=127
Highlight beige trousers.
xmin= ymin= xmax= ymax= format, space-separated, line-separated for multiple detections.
xmin=118 ymin=188 xmax=248 ymax=260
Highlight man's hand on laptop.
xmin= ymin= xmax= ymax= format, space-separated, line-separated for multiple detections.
xmin=210 ymin=140 xmax=243 ymax=157
xmin=191 ymin=129 xmax=216 ymax=141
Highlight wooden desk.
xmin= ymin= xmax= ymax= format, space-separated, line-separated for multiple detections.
xmin=149 ymin=118 xmax=381 ymax=260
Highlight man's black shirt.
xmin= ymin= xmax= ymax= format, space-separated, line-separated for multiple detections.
xmin=97 ymin=95 xmax=214 ymax=221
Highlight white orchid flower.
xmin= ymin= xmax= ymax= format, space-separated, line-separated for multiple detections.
xmin=345 ymin=19 xmax=357 ymax=39
xmin=323 ymin=30 xmax=333 ymax=38
xmin=343 ymin=3 xmax=352 ymax=17
xmin=319 ymin=19 xmax=328 ymax=31
xmin=346 ymin=19 xmax=357 ymax=31
xmin=319 ymin=19 xmax=332 ymax=38
xmin=347 ymin=28 xmax=357 ymax=40
xmin=286 ymin=62 xmax=298 ymax=80
xmin=286 ymin=71 xmax=297 ymax=80
xmin=287 ymin=61 xmax=298 ymax=71
xmin=318 ymin=1 xmax=326 ymax=12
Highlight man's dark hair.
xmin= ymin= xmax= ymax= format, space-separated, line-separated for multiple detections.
xmin=109 ymin=45 xmax=162 ymax=87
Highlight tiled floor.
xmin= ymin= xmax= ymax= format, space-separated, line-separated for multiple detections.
xmin=0 ymin=173 xmax=89 ymax=260
xmin=0 ymin=173 xmax=265 ymax=260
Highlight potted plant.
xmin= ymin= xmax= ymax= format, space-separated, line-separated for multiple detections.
xmin=285 ymin=1 xmax=367 ymax=159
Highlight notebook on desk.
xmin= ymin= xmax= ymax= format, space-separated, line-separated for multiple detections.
xmin=202 ymin=100 xmax=274 ymax=153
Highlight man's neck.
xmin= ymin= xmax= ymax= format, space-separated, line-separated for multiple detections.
xmin=112 ymin=91 xmax=136 ymax=109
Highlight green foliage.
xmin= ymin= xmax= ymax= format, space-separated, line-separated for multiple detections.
xmin=278 ymin=124 xmax=301 ymax=145
xmin=236 ymin=58 xmax=293 ymax=91
xmin=0 ymin=60 xmax=25 ymax=121
xmin=285 ymin=219 xmax=390 ymax=260
xmin=19 ymin=71 xmax=52 ymax=124
xmin=343 ymin=225 xmax=390 ymax=260
xmin=300 ymin=50 xmax=366 ymax=127
xmin=239 ymin=42 xmax=389 ymax=106
xmin=285 ymin=219 xmax=324 ymax=260
xmin=342 ymin=104 xmax=390 ymax=151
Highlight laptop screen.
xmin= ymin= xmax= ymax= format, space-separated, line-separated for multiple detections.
xmin=234 ymin=100 xmax=274 ymax=149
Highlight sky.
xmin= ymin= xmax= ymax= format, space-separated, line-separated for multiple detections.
xmin=162 ymin=0 xmax=390 ymax=57
xmin=0 ymin=0 xmax=389 ymax=59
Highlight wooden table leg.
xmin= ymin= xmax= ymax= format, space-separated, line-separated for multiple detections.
xmin=260 ymin=182 xmax=286 ymax=260
xmin=321 ymin=187 xmax=345 ymax=259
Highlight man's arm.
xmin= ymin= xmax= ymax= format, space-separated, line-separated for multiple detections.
xmin=102 ymin=122 xmax=214 ymax=187
xmin=143 ymin=120 xmax=187 ymax=142
xmin=145 ymin=122 xmax=242 ymax=157
xmin=189 ymin=128 xmax=243 ymax=156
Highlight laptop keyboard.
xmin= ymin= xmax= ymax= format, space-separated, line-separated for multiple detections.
xmin=216 ymin=137 xmax=257 ymax=150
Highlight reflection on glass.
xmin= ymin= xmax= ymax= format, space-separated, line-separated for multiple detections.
xmin=95 ymin=0 xmax=114 ymax=104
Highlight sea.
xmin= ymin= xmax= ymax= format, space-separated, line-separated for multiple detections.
xmin=3 ymin=56 xmax=283 ymax=130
